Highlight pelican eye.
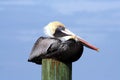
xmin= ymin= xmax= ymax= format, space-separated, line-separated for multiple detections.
xmin=54 ymin=26 xmax=68 ymax=37
xmin=57 ymin=26 xmax=65 ymax=31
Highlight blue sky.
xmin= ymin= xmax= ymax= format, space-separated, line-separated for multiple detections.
xmin=0 ymin=0 xmax=120 ymax=80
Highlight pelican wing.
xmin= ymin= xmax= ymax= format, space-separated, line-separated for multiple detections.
xmin=28 ymin=37 xmax=61 ymax=64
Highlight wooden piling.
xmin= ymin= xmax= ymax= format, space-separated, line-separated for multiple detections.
xmin=42 ymin=59 xmax=72 ymax=80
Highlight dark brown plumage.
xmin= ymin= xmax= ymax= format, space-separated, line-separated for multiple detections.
xmin=28 ymin=37 xmax=83 ymax=64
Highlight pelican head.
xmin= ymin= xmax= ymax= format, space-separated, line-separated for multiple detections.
xmin=44 ymin=21 xmax=99 ymax=51
xmin=44 ymin=21 xmax=77 ymax=40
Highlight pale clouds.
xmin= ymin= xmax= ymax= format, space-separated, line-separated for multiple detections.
xmin=15 ymin=29 xmax=43 ymax=42
xmin=0 ymin=7 xmax=4 ymax=11
xmin=75 ymin=18 xmax=120 ymax=26
xmin=0 ymin=0 xmax=38 ymax=5
xmin=50 ymin=1 xmax=120 ymax=15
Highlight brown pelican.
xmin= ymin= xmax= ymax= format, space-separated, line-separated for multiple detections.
xmin=28 ymin=21 xmax=98 ymax=64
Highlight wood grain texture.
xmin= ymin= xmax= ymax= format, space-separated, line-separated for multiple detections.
xmin=42 ymin=59 xmax=72 ymax=80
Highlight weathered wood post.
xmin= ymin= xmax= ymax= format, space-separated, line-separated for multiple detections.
xmin=42 ymin=59 xmax=72 ymax=80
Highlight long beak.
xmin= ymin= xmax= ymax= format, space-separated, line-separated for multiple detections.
xmin=61 ymin=29 xmax=99 ymax=52
xmin=77 ymin=37 xmax=99 ymax=51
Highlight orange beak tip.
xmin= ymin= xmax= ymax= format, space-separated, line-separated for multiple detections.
xmin=96 ymin=48 xmax=100 ymax=52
